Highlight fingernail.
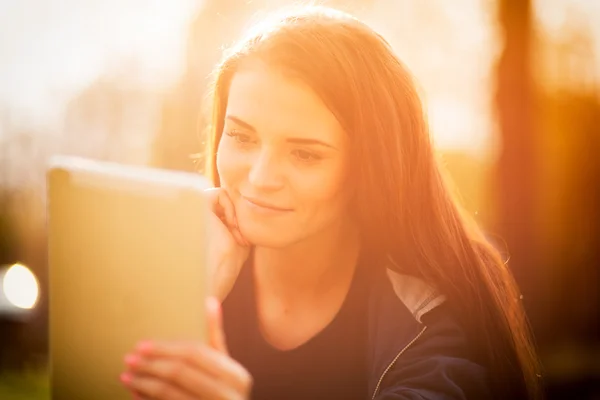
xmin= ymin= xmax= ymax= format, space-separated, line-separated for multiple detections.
xmin=124 ymin=354 xmax=139 ymax=367
xmin=136 ymin=340 xmax=153 ymax=354
xmin=120 ymin=372 xmax=132 ymax=385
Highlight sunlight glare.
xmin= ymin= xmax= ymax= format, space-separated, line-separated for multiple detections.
xmin=2 ymin=263 xmax=39 ymax=309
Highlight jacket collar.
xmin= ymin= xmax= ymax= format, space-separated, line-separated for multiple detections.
xmin=366 ymin=259 xmax=446 ymax=397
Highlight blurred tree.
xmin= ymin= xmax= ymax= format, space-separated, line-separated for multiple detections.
xmin=151 ymin=0 xmax=257 ymax=172
xmin=493 ymin=0 xmax=543 ymax=327
xmin=534 ymin=15 xmax=600 ymax=393
xmin=0 ymin=194 xmax=17 ymax=265
xmin=495 ymin=0 xmax=600 ymax=396
xmin=63 ymin=67 xmax=161 ymax=166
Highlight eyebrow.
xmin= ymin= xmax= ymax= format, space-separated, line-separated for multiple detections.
xmin=225 ymin=114 xmax=339 ymax=150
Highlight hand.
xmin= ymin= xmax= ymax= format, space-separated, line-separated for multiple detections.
xmin=121 ymin=297 xmax=252 ymax=400
xmin=204 ymin=188 xmax=251 ymax=302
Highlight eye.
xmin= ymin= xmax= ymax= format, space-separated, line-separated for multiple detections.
xmin=225 ymin=130 xmax=254 ymax=145
xmin=292 ymin=149 xmax=322 ymax=163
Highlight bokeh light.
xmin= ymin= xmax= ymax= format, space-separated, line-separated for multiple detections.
xmin=2 ymin=263 xmax=39 ymax=310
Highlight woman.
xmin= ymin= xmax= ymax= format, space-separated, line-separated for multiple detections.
xmin=119 ymin=6 xmax=542 ymax=400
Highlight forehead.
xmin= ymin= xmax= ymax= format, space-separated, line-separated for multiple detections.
xmin=225 ymin=61 xmax=346 ymax=145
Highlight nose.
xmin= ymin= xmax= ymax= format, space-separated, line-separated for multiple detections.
xmin=248 ymin=149 xmax=285 ymax=191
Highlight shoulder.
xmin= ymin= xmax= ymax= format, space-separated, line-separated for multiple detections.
xmin=384 ymin=268 xmax=445 ymax=323
xmin=367 ymin=265 xmax=493 ymax=400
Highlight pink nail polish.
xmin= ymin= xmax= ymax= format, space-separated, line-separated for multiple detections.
xmin=124 ymin=354 xmax=138 ymax=367
xmin=120 ymin=372 xmax=131 ymax=384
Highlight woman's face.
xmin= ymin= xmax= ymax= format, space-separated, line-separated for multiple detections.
xmin=216 ymin=61 xmax=351 ymax=248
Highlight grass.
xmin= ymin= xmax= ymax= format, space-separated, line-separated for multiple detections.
xmin=0 ymin=369 xmax=49 ymax=400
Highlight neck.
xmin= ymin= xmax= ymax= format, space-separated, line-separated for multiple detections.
xmin=253 ymin=220 xmax=360 ymax=305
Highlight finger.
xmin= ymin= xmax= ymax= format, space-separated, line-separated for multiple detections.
xmin=121 ymin=371 xmax=191 ymax=400
xmin=203 ymin=188 xmax=220 ymax=210
xmin=126 ymin=358 xmax=238 ymax=400
xmin=209 ymin=211 xmax=247 ymax=248
xmin=207 ymin=189 xmax=250 ymax=247
xmin=205 ymin=190 xmax=228 ymax=224
xmin=130 ymin=390 xmax=150 ymax=400
xmin=218 ymin=193 xmax=251 ymax=247
xmin=134 ymin=342 xmax=250 ymax=394
xmin=216 ymin=189 xmax=238 ymax=229
xmin=207 ymin=296 xmax=228 ymax=354
xmin=231 ymin=227 xmax=250 ymax=247
xmin=204 ymin=188 xmax=232 ymax=225
xmin=238 ymin=227 xmax=251 ymax=247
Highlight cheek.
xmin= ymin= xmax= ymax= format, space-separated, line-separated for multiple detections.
xmin=294 ymin=163 xmax=349 ymax=214
xmin=216 ymin=141 xmax=246 ymax=187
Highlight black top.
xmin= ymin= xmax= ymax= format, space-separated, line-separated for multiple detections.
xmin=222 ymin=254 xmax=370 ymax=400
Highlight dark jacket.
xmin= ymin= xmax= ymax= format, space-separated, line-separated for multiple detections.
xmin=367 ymin=260 xmax=492 ymax=399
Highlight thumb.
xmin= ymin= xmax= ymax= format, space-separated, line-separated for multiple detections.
xmin=206 ymin=296 xmax=229 ymax=354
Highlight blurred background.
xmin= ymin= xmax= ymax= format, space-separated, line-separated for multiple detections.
xmin=0 ymin=0 xmax=598 ymax=398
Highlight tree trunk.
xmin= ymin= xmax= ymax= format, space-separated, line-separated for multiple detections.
xmin=494 ymin=0 xmax=544 ymax=333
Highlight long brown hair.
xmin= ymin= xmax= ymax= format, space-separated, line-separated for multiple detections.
xmin=203 ymin=6 xmax=541 ymax=399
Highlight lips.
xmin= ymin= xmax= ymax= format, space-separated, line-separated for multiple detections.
xmin=241 ymin=196 xmax=293 ymax=212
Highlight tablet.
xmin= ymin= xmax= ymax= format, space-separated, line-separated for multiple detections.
xmin=47 ymin=156 xmax=211 ymax=400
